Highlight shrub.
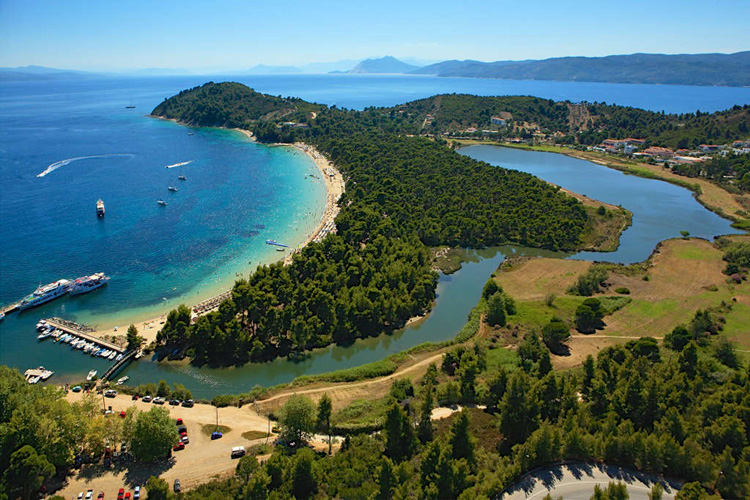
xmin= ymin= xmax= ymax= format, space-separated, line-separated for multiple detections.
xmin=614 ymin=287 xmax=630 ymax=295
xmin=568 ymin=265 xmax=609 ymax=296
xmin=542 ymin=318 xmax=570 ymax=353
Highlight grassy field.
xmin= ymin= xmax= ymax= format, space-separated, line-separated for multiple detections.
xmin=201 ymin=424 xmax=232 ymax=437
xmin=492 ymin=238 xmax=750 ymax=368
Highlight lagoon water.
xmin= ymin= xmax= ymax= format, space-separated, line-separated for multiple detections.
xmin=1 ymin=74 xmax=747 ymax=397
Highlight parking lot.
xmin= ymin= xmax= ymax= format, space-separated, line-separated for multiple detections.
xmin=58 ymin=391 xmax=275 ymax=497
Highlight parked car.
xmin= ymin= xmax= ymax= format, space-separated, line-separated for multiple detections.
xmin=72 ymin=385 xmax=82 ymax=392
xmin=97 ymin=492 xmax=104 ymax=499
xmin=77 ymin=493 xmax=84 ymax=500
xmin=181 ymin=435 xmax=189 ymax=444
xmin=117 ymin=488 xmax=124 ymax=500
xmin=173 ymin=479 xmax=181 ymax=493
xmin=175 ymin=418 xmax=184 ymax=426
xmin=231 ymin=446 xmax=246 ymax=458
xmin=181 ymin=399 xmax=194 ymax=408
xmin=152 ymin=397 xmax=166 ymax=405
xmin=178 ymin=426 xmax=187 ymax=434
xmin=119 ymin=410 xmax=127 ymax=418
xmin=86 ymin=490 xmax=94 ymax=500
xmin=173 ymin=442 xmax=185 ymax=451
xmin=169 ymin=399 xmax=181 ymax=406
xmin=133 ymin=486 xmax=140 ymax=500
xmin=104 ymin=389 xmax=117 ymax=398
xmin=131 ymin=394 xmax=139 ymax=401
xmin=124 ymin=493 xmax=131 ymax=499
xmin=211 ymin=431 xmax=223 ymax=440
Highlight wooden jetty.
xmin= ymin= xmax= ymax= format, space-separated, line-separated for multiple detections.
xmin=101 ymin=350 xmax=137 ymax=381
xmin=1 ymin=302 xmax=20 ymax=315
xmin=44 ymin=318 xmax=126 ymax=354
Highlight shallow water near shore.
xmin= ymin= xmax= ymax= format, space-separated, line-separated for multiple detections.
xmin=0 ymin=75 xmax=747 ymax=396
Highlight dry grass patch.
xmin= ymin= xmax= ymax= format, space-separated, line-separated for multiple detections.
xmin=496 ymin=257 xmax=592 ymax=301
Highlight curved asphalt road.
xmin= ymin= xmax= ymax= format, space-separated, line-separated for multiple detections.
xmin=499 ymin=462 xmax=681 ymax=500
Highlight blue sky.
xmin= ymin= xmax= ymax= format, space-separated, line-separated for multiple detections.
xmin=1 ymin=0 xmax=748 ymax=71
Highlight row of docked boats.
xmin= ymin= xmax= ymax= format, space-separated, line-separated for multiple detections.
xmin=36 ymin=320 xmax=123 ymax=361
xmin=15 ymin=273 xmax=109 ymax=311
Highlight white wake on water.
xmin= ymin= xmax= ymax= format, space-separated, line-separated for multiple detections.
xmin=165 ymin=160 xmax=193 ymax=169
xmin=37 ymin=153 xmax=134 ymax=177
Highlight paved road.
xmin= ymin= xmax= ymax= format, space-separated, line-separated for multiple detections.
xmin=499 ymin=462 xmax=680 ymax=500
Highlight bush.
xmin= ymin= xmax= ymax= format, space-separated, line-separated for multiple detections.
xmin=568 ymin=265 xmax=609 ymax=296
xmin=486 ymin=292 xmax=507 ymax=327
xmin=541 ymin=318 xmax=570 ymax=353
xmin=614 ymin=287 xmax=630 ymax=295
xmin=575 ymin=298 xmax=603 ymax=333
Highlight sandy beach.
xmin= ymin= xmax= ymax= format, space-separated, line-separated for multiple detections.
xmin=94 ymin=138 xmax=344 ymax=347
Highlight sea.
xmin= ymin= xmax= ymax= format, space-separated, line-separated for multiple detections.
xmin=1 ymin=74 xmax=748 ymax=393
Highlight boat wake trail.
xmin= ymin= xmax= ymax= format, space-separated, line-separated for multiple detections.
xmin=37 ymin=153 xmax=134 ymax=178
xmin=165 ymin=160 xmax=193 ymax=169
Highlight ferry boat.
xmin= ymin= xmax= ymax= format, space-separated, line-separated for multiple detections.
xmin=86 ymin=370 xmax=97 ymax=381
xmin=168 ymin=186 xmax=178 ymax=192
xmin=69 ymin=273 xmax=110 ymax=296
xmin=96 ymin=199 xmax=105 ymax=217
xmin=157 ymin=199 xmax=168 ymax=206
xmin=18 ymin=280 xmax=72 ymax=310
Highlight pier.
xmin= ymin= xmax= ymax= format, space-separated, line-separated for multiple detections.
xmin=44 ymin=318 xmax=126 ymax=354
xmin=101 ymin=350 xmax=137 ymax=381
xmin=1 ymin=302 xmax=20 ymax=315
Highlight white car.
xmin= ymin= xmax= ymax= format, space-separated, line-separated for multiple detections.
xmin=133 ymin=486 xmax=141 ymax=499
xmin=77 ymin=493 xmax=84 ymax=500
xmin=85 ymin=490 xmax=93 ymax=500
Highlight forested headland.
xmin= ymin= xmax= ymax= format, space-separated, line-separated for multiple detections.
xmin=152 ymin=82 xmax=611 ymax=366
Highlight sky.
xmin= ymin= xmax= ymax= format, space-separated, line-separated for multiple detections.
xmin=1 ymin=0 xmax=748 ymax=72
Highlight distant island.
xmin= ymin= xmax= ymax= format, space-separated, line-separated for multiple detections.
xmin=344 ymin=56 xmax=420 ymax=74
xmin=412 ymin=51 xmax=750 ymax=87
xmin=4 ymin=51 xmax=749 ymax=86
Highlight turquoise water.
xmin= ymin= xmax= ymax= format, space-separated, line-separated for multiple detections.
xmin=1 ymin=75 xmax=747 ymax=397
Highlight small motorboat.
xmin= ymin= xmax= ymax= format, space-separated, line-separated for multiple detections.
xmin=168 ymin=186 xmax=178 ymax=193
xmin=157 ymin=200 xmax=168 ymax=206
xmin=116 ymin=376 xmax=129 ymax=385
xmin=86 ymin=370 xmax=97 ymax=381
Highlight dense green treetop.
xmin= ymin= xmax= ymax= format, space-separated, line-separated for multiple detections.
xmin=151 ymin=81 xmax=323 ymax=128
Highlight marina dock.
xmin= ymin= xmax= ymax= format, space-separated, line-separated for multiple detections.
xmin=44 ymin=318 xmax=126 ymax=354
xmin=101 ymin=350 xmax=137 ymax=381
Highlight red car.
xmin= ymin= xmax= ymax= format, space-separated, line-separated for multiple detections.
xmin=119 ymin=411 xmax=126 ymax=418
xmin=117 ymin=488 xmax=124 ymax=499
xmin=124 ymin=493 xmax=131 ymax=499
xmin=97 ymin=493 xmax=104 ymax=499
xmin=180 ymin=430 xmax=187 ymax=438
xmin=173 ymin=442 xmax=185 ymax=451
xmin=176 ymin=418 xmax=183 ymax=426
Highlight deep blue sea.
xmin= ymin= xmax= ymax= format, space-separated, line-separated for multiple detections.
xmin=1 ymin=74 xmax=748 ymax=394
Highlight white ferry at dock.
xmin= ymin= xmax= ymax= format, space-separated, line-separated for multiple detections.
xmin=69 ymin=273 xmax=110 ymax=296
xmin=18 ymin=280 xmax=72 ymax=310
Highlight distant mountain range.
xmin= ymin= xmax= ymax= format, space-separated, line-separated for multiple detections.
xmin=2 ymin=52 xmax=749 ymax=86
xmin=412 ymin=52 xmax=750 ymax=87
